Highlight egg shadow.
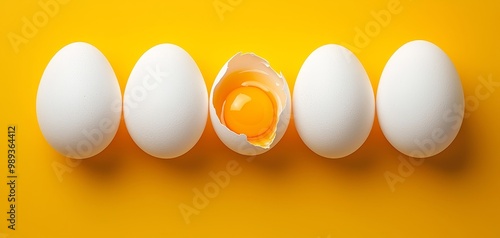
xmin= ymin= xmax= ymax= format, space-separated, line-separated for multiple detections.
xmin=73 ymin=119 xmax=223 ymax=190
xmin=139 ymin=121 xmax=219 ymax=183
xmin=240 ymin=118 xmax=312 ymax=177
xmin=156 ymin=143 xmax=214 ymax=176
xmin=419 ymin=71 xmax=479 ymax=176
xmin=311 ymin=116 xmax=384 ymax=177
xmin=243 ymin=142 xmax=297 ymax=178
xmin=422 ymin=117 xmax=474 ymax=176
xmin=76 ymin=119 xmax=129 ymax=181
xmin=241 ymin=116 xmax=383 ymax=185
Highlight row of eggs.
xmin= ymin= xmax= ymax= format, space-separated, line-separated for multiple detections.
xmin=36 ymin=40 xmax=464 ymax=160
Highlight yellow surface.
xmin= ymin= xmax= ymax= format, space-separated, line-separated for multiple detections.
xmin=1 ymin=0 xmax=500 ymax=237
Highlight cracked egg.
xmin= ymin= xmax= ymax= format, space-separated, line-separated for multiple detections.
xmin=209 ymin=53 xmax=291 ymax=156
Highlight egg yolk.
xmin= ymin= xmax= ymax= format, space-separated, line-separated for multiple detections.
xmin=214 ymin=69 xmax=282 ymax=148
xmin=223 ymin=86 xmax=275 ymax=143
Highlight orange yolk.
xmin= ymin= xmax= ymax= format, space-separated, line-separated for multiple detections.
xmin=223 ymin=86 xmax=275 ymax=141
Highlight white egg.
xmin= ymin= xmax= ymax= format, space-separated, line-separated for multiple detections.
xmin=293 ymin=44 xmax=375 ymax=159
xmin=124 ymin=44 xmax=208 ymax=159
xmin=210 ymin=53 xmax=291 ymax=156
xmin=377 ymin=40 xmax=464 ymax=158
xmin=36 ymin=42 xmax=122 ymax=159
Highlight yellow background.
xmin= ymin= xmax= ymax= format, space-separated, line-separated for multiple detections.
xmin=1 ymin=0 xmax=500 ymax=237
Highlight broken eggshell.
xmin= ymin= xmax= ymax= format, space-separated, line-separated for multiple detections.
xmin=209 ymin=53 xmax=291 ymax=156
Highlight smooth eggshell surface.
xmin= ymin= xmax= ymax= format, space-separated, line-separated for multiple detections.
xmin=376 ymin=40 xmax=464 ymax=158
xmin=36 ymin=42 xmax=122 ymax=159
xmin=293 ymin=44 xmax=375 ymax=159
xmin=124 ymin=44 xmax=208 ymax=159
